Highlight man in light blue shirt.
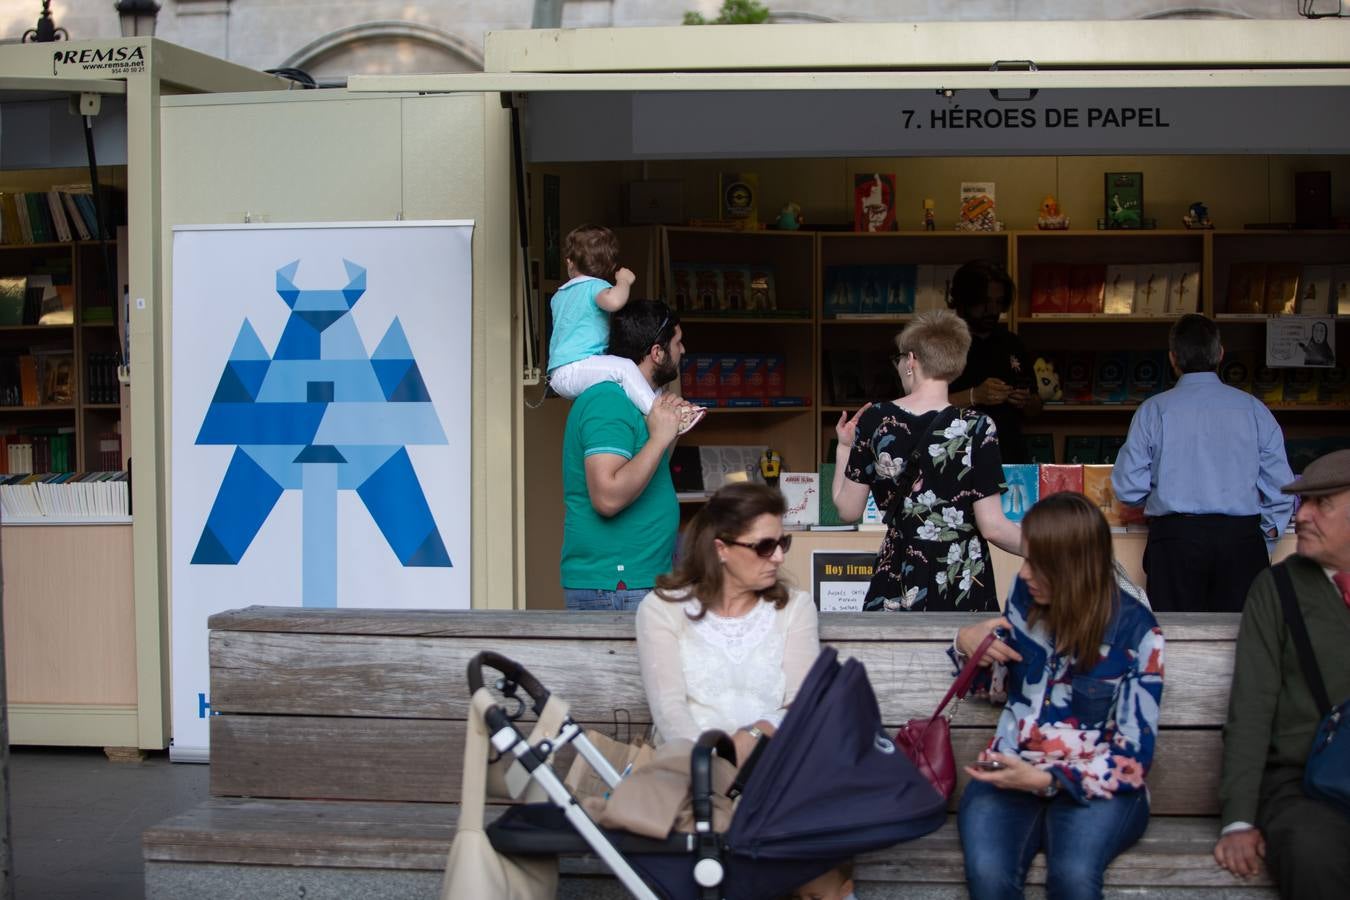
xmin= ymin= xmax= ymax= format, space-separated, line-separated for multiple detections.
xmin=1112 ymin=314 xmax=1294 ymax=612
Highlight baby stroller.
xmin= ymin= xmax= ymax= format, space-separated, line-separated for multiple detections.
xmin=466 ymin=646 xmax=947 ymax=900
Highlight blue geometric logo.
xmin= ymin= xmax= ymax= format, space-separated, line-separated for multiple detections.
xmin=191 ymin=260 xmax=451 ymax=607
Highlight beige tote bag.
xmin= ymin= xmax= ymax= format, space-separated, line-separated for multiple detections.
xmin=439 ymin=689 xmax=560 ymax=900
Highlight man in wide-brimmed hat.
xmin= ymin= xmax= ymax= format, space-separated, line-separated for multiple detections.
xmin=1215 ymin=448 xmax=1350 ymax=898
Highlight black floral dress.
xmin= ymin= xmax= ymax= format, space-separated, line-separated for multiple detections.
xmin=845 ymin=402 xmax=1006 ymax=612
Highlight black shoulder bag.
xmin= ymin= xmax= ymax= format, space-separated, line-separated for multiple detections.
xmin=881 ymin=407 xmax=960 ymax=527
xmin=1272 ymin=563 xmax=1350 ymax=816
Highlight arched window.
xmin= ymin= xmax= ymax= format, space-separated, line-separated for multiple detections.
xmin=282 ymin=21 xmax=483 ymax=85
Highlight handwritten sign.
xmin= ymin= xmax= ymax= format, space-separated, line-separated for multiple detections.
xmin=811 ymin=551 xmax=876 ymax=612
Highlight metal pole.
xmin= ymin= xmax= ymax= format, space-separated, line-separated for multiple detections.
xmin=1 ymin=528 xmax=13 ymax=900
xmin=532 ymin=0 xmax=564 ymax=28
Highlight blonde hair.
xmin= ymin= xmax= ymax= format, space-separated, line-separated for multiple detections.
xmin=895 ymin=309 xmax=971 ymax=383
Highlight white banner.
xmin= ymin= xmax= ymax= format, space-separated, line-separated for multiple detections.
xmin=169 ymin=221 xmax=474 ymax=760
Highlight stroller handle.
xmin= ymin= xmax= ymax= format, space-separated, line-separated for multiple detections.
xmin=467 ymin=651 xmax=552 ymax=713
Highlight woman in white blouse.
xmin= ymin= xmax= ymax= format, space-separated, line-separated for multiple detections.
xmin=636 ymin=482 xmax=821 ymax=764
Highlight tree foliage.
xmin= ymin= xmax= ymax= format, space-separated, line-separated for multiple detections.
xmin=683 ymin=0 xmax=771 ymax=25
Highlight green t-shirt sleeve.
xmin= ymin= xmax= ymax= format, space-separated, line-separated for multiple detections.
xmin=579 ymin=387 xmax=641 ymax=460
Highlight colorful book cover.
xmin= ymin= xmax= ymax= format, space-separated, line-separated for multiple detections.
xmin=817 ymin=463 xmax=843 ymax=526
xmin=1102 ymin=265 xmax=1136 ymax=315
xmin=1317 ymin=366 xmax=1348 ymax=404
xmin=824 ymin=267 xmax=860 ymax=317
xmin=1263 ymin=262 xmax=1301 ymax=316
xmin=1092 ymin=351 xmax=1130 ymax=404
xmin=854 ymin=173 xmax=897 ymax=232
xmin=1251 ymin=363 xmax=1284 ymax=406
xmin=692 ymin=355 xmax=719 ymax=398
xmin=1025 ymin=433 xmax=1056 ymax=464
xmin=1000 ymin=464 xmax=1040 ymax=523
xmin=1168 ymin=263 xmax=1201 ymax=315
xmin=1068 ymin=264 xmax=1106 ymax=315
xmin=1282 ymin=367 xmax=1318 ymax=406
xmin=1081 ymin=464 xmax=1115 ymax=518
xmin=1132 ymin=264 xmax=1171 ymax=316
xmin=1218 ymin=351 xmax=1254 ymax=393
xmin=720 ymin=172 xmax=759 ymax=229
xmin=1060 ymin=352 xmax=1095 ymax=404
xmin=1099 ymin=435 xmax=1127 ymax=465
xmin=914 ymin=265 xmax=943 ymax=313
xmin=1226 ymin=262 xmax=1267 ymax=315
xmin=764 ymin=355 xmax=785 ymax=396
xmin=957 ymin=181 xmax=998 ymax=232
xmin=1030 ymin=264 xmax=1070 ymax=315
xmin=740 ymin=354 xmax=766 ymax=398
xmin=680 ymin=356 xmax=696 ymax=397
xmin=1298 ymin=265 xmax=1333 ymax=316
xmin=717 ymin=354 xmax=745 ymax=398
xmin=721 ymin=267 xmax=750 ymax=311
xmin=1127 ymin=351 xmax=1167 ymax=403
xmin=1064 ymin=435 xmax=1103 ymax=464
xmin=1039 ymin=464 xmax=1084 ymax=499
xmin=780 ymin=472 xmax=820 ymax=526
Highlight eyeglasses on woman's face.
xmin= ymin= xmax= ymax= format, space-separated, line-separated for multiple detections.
xmin=723 ymin=534 xmax=793 ymax=559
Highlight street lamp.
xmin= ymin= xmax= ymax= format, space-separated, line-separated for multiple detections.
xmin=22 ymin=1 xmax=68 ymax=42
xmin=115 ymin=0 xmax=161 ymax=37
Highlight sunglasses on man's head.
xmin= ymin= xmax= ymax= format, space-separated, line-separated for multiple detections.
xmin=723 ymin=534 xmax=793 ymax=558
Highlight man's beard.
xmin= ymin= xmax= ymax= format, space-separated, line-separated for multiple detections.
xmin=972 ymin=314 xmax=1000 ymax=337
xmin=652 ymin=356 xmax=679 ymax=388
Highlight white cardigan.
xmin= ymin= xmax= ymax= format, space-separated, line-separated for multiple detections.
xmin=635 ymin=588 xmax=820 ymax=744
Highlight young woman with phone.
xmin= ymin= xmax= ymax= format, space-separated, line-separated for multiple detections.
xmin=949 ymin=492 xmax=1165 ymax=900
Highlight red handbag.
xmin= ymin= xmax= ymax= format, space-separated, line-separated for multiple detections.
xmin=895 ymin=632 xmax=997 ymax=800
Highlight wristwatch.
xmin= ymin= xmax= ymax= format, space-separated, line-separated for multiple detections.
xmin=1035 ymin=778 xmax=1060 ymax=799
xmin=746 ymin=725 xmax=766 ymax=741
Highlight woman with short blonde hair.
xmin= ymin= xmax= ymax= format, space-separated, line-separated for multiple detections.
xmin=830 ymin=309 xmax=1021 ymax=612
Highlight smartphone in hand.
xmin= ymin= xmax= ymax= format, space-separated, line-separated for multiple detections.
xmin=972 ymin=759 xmax=1007 ymax=771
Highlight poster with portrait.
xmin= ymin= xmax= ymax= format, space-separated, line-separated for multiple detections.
xmin=1266 ymin=315 xmax=1337 ymax=368
xmin=853 ymin=173 xmax=897 ymax=232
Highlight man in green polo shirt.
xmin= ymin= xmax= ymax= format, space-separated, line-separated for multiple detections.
xmin=561 ymin=299 xmax=686 ymax=610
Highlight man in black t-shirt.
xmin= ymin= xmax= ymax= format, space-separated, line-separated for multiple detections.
xmin=947 ymin=261 xmax=1041 ymax=463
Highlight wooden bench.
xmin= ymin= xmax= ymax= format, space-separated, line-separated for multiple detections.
xmin=143 ymin=607 xmax=1275 ymax=898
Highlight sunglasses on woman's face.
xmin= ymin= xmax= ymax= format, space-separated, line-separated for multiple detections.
xmin=723 ymin=534 xmax=793 ymax=558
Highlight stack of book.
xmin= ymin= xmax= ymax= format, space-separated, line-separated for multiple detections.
xmin=0 ymin=470 xmax=129 ymax=520
xmin=1219 ymin=352 xmax=1346 ymax=407
xmin=679 ymin=353 xmax=806 ymax=407
xmin=1001 ymin=463 xmax=1144 ymax=527
xmin=1030 ymin=262 xmax=1199 ymax=316
xmin=670 ymin=263 xmax=784 ymax=315
xmin=1225 ymin=262 xmax=1350 ymax=316
xmin=0 ymin=188 xmax=125 ymax=244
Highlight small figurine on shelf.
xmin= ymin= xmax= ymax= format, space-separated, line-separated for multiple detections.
xmin=922 ymin=198 xmax=936 ymax=231
xmin=759 ymin=448 xmax=782 ymax=488
xmin=1182 ymin=201 xmax=1213 ymax=230
xmin=775 ymin=201 xmax=803 ymax=230
xmin=1037 ymin=194 xmax=1070 ymax=230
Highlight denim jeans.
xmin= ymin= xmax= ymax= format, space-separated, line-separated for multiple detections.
xmin=958 ymin=778 xmax=1150 ymax=900
xmin=563 ymin=587 xmax=649 ymax=611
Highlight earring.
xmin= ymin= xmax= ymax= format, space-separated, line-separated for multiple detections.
xmin=906 ymin=368 xmax=914 ymax=377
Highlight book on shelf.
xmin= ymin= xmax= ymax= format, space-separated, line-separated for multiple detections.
xmin=748 ymin=267 xmax=776 ymax=311
xmin=1132 ymin=263 xmax=1171 ymax=316
xmin=1218 ymin=351 xmax=1254 ymax=393
xmin=1226 ymin=262 xmax=1267 ymax=315
xmin=1251 ymin=363 xmax=1284 ymax=406
xmin=859 ymin=491 xmax=885 ymax=529
xmin=764 ymin=355 xmax=785 ymax=396
xmin=1167 ymin=263 xmax=1201 ymax=315
xmin=37 ymin=350 xmax=75 ymax=404
xmin=1030 ymin=264 xmax=1070 ymax=315
xmin=1063 ymin=435 xmax=1103 ymax=464
xmin=1318 ymin=366 xmax=1348 ymax=405
xmin=1099 ymin=434 xmax=1127 ymax=465
xmin=1102 ymin=265 xmax=1136 ymax=315
xmin=1067 ymin=264 xmax=1106 ymax=315
xmin=1297 ymin=265 xmax=1333 ymax=316
xmin=721 ymin=268 xmax=749 ymax=311
xmin=669 ymin=444 xmax=704 ymax=493
xmin=1263 ymin=262 xmax=1301 ymax=316
xmin=1083 ymin=464 xmax=1146 ymax=527
xmin=1127 ymin=351 xmax=1167 ymax=403
xmin=817 ymin=463 xmax=845 ymax=526
xmin=1282 ymin=368 xmax=1318 ymax=405
xmin=915 ymin=265 xmax=955 ymax=313
xmin=718 ymin=354 xmax=744 ymax=398
xmin=1039 ymin=464 xmax=1084 ymax=498
xmin=0 ymin=277 xmax=25 ymax=325
xmin=0 ymin=470 xmax=129 ymax=520
xmin=780 ymin=472 xmax=820 ymax=527
xmin=670 ymin=264 xmax=694 ymax=310
xmin=697 ymin=445 xmax=768 ymax=491
xmin=1334 ymin=266 xmax=1350 ymax=317
xmin=1000 ymin=464 xmax=1039 ymax=523
xmin=1025 ymin=433 xmax=1055 ymax=464
xmin=1060 ymin=352 xmax=1095 ymax=404
xmin=1092 ymin=351 xmax=1129 ymax=404
xmin=17 ymin=355 xmax=39 ymax=406
xmin=693 ymin=265 xmax=722 ymax=312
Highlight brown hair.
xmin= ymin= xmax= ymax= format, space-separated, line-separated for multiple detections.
xmin=895 ymin=309 xmax=971 ymax=383
xmin=1022 ymin=492 xmax=1117 ymax=666
xmin=563 ymin=224 xmax=620 ymax=280
xmin=655 ymin=482 xmax=790 ymax=619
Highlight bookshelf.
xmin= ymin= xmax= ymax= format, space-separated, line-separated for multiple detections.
xmin=0 ymin=181 xmax=126 ymax=476
xmin=655 ymin=225 xmax=1348 ymax=471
